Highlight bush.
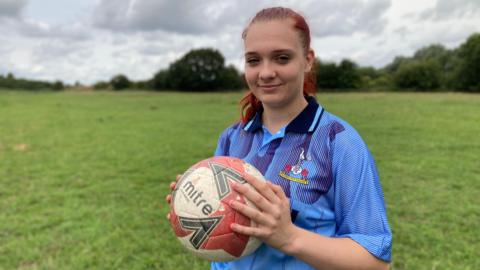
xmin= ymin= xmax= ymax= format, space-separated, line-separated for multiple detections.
xmin=316 ymin=61 xmax=341 ymax=89
xmin=394 ymin=60 xmax=442 ymax=91
xmin=134 ymin=80 xmax=152 ymax=90
xmin=362 ymin=73 xmax=394 ymax=91
xmin=52 ymin=81 xmax=64 ymax=91
xmin=151 ymin=70 xmax=169 ymax=91
xmin=110 ymin=74 xmax=131 ymax=90
xmin=338 ymin=59 xmax=361 ymax=89
xmin=0 ymin=73 xmax=63 ymax=91
xmin=385 ymin=56 xmax=409 ymax=73
xmin=454 ymin=33 xmax=480 ymax=92
xmin=316 ymin=59 xmax=360 ymax=90
xmin=217 ymin=65 xmax=243 ymax=90
xmin=167 ymin=48 xmax=226 ymax=91
xmin=93 ymin=81 xmax=110 ymax=90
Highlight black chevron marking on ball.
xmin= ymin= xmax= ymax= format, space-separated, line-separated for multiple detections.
xmin=209 ymin=162 xmax=246 ymax=200
xmin=179 ymin=216 xmax=223 ymax=249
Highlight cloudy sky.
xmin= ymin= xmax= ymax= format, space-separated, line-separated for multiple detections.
xmin=1 ymin=0 xmax=479 ymax=85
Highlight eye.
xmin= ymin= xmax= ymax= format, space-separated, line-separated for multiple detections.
xmin=246 ymin=57 xmax=260 ymax=66
xmin=275 ymin=54 xmax=290 ymax=64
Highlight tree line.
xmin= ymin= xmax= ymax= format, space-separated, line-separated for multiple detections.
xmin=96 ymin=48 xmax=244 ymax=92
xmin=88 ymin=32 xmax=480 ymax=93
xmin=0 ymin=72 xmax=64 ymax=91
xmin=1 ymin=33 xmax=479 ymax=92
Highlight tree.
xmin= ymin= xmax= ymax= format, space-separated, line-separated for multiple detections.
xmin=315 ymin=58 xmax=360 ymax=90
xmin=414 ymin=44 xmax=448 ymax=62
xmin=413 ymin=44 xmax=464 ymax=89
xmin=394 ymin=60 xmax=442 ymax=91
xmin=358 ymin=66 xmax=380 ymax=80
xmin=218 ymin=65 xmax=243 ymax=90
xmin=384 ymin=56 xmax=409 ymax=73
xmin=110 ymin=74 xmax=131 ymax=90
xmin=93 ymin=81 xmax=110 ymax=90
xmin=134 ymin=80 xmax=151 ymax=90
xmin=52 ymin=80 xmax=64 ymax=91
xmin=167 ymin=48 xmax=226 ymax=91
xmin=358 ymin=67 xmax=393 ymax=90
xmin=455 ymin=33 xmax=480 ymax=92
xmin=151 ymin=69 xmax=169 ymax=90
xmin=338 ymin=59 xmax=361 ymax=89
xmin=316 ymin=60 xmax=340 ymax=89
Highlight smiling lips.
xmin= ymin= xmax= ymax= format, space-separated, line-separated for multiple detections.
xmin=258 ymin=84 xmax=282 ymax=90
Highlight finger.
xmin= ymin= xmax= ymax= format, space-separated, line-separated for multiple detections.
xmin=244 ymin=175 xmax=279 ymax=204
xmin=166 ymin=194 xmax=172 ymax=204
xmin=229 ymin=199 xmax=271 ymax=226
xmin=166 ymin=213 xmax=170 ymax=220
xmin=268 ymin=182 xmax=288 ymax=201
xmin=232 ymin=182 xmax=272 ymax=211
xmin=170 ymin=181 xmax=177 ymax=190
xmin=230 ymin=223 xmax=263 ymax=238
xmin=176 ymin=174 xmax=182 ymax=181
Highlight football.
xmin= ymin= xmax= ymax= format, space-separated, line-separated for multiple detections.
xmin=169 ymin=156 xmax=265 ymax=261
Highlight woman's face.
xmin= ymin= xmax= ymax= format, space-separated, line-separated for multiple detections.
xmin=244 ymin=19 xmax=314 ymax=110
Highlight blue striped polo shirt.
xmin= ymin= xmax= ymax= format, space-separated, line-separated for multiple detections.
xmin=211 ymin=96 xmax=392 ymax=270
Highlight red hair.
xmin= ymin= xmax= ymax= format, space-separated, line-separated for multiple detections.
xmin=240 ymin=7 xmax=316 ymax=123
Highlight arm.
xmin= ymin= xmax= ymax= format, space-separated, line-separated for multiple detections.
xmin=284 ymin=226 xmax=389 ymax=270
xmin=229 ymin=181 xmax=389 ymax=270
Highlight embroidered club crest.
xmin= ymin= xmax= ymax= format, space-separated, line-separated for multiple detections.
xmin=279 ymin=148 xmax=311 ymax=184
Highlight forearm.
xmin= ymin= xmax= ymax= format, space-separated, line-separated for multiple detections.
xmin=283 ymin=226 xmax=389 ymax=270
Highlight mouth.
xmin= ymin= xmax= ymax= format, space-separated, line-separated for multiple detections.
xmin=258 ymin=84 xmax=282 ymax=90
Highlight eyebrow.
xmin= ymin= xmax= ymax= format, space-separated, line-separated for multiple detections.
xmin=245 ymin=49 xmax=295 ymax=57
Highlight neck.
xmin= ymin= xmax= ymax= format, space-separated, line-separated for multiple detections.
xmin=262 ymin=97 xmax=308 ymax=134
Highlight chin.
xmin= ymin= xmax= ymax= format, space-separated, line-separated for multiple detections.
xmin=259 ymin=96 xmax=286 ymax=108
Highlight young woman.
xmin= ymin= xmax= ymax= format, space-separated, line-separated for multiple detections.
xmin=167 ymin=7 xmax=392 ymax=270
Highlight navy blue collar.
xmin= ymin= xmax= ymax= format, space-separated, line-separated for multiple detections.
xmin=243 ymin=96 xmax=324 ymax=134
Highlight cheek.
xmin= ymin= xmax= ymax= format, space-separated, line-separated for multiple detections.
xmin=282 ymin=64 xmax=304 ymax=83
xmin=244 ymin=68 xmax=257 ymax=86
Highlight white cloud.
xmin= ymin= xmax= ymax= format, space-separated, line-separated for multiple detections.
xmin=420 ymin=0 xmax=480 ymax=20
xmin=1 ymin=0 xmax=480 ymax=85
xmin=93 ymin=0 xmax=232 ymax=34
xmin=16 ymin=19 xmax=92 ymax=41
xmin=92 ymin=0 xmax=392 ymax=37
xmin=298 ymin=0 xmax=391 ymax=37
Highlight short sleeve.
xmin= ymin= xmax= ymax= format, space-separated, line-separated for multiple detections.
xmin=214 ymin=128 xmax=231 ymax=156
xmin=211 ymin=261 xmax=229 ymax=270
xmin=331 ymin=127 xmax=392 ymax=262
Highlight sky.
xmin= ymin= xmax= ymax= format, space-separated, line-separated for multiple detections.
xmin=1 ymin=0 xmax=479 ymax=85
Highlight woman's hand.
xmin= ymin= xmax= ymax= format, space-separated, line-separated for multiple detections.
xmin=165 ymin=174 xmax=182 ymax=220
xmin=229 ymin=177 xmax=298 ymax=252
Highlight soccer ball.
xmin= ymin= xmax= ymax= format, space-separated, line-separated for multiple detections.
xmin=169 ymin=156 xmax=265 ymax=261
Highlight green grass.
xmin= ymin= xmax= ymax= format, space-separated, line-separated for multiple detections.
xmin=0 ymin=90 xmax=479 ymax=270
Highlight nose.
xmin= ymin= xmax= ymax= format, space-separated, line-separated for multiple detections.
xmin=259 ymin=62 xmax=276 ymax=81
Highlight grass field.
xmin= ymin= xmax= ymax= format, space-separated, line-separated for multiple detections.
xmin=0 ymin=90 xmax=479 ymax=270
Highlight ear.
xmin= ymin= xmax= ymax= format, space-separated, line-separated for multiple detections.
xmin=304 ymin=49 xmax=315 ymax=73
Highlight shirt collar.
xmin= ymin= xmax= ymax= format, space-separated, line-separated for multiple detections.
xmin=243 ymin=96 xmax=324 ymax=134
